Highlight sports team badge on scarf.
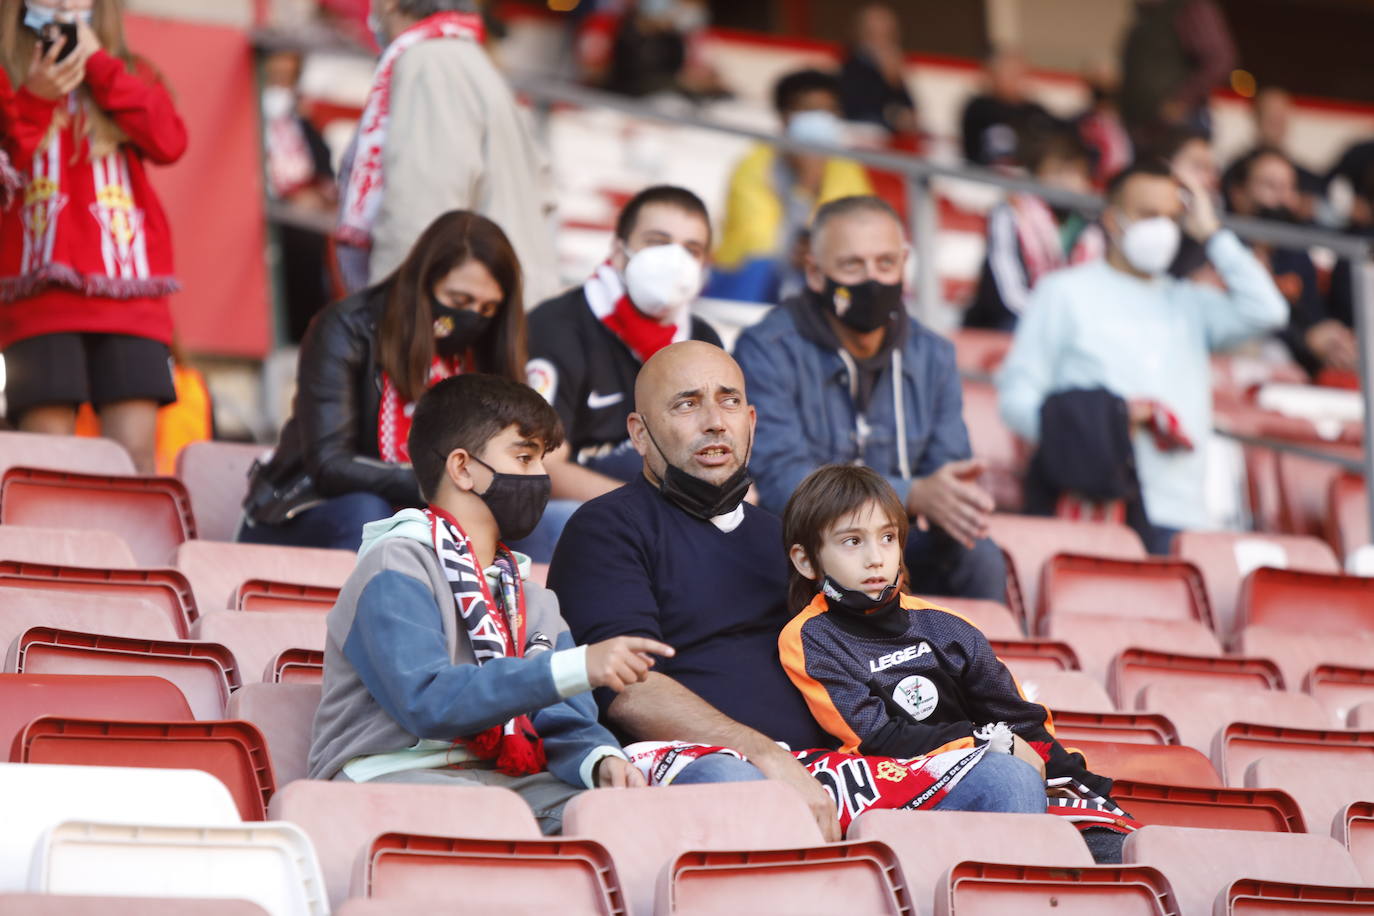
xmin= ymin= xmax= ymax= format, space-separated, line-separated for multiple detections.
xmin=427 ymin=507 xmax=552 ymax=776
xmin=337 ymin=11 xmax=485 ymax=248
xmin=377 ymin=354 xmax=467 ymax=464
xmin=582 ymin=262 xmax=690 ymax=363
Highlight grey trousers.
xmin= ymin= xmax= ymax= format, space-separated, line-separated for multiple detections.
xmin=334 ymin=766 xmax=584 ymax=835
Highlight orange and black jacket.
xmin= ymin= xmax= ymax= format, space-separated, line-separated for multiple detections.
xmin=779 ymin=592 xmax=1112 ymax=794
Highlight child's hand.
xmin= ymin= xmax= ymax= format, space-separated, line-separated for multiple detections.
xmin=585 ymin=636 xmax=675 ymax=692
xmin=594 ymin=756 xmax=646 ymax=788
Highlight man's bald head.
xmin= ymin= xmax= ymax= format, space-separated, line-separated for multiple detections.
xmin=629 ymin=341 xmax=756 ymax=487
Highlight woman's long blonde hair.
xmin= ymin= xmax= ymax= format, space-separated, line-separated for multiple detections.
xmin=0 ymin=0 xmax=136 ymax=158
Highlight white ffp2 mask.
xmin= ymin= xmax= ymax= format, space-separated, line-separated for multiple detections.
xmin=623 ymin=243 xmax=703 ymax=320
xmin=1118 ymin=215 xmax=1181 ymax=276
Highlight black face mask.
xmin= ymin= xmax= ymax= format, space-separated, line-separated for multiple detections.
xmin=433 ymin=301 xmax=492 ymax=359
xmin=469 ymin=454 xmax=550 ymax=541
xmin=642 ymin=423 xmax=753 ymax=521
xmin=820 ymin=573 xmax=901 ymax=615
xmin=811 ymin=276 xmax=903 ymax=333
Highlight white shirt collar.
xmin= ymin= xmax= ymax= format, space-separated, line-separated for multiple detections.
xmin=710 ymin=504 xmax=746 ymax=533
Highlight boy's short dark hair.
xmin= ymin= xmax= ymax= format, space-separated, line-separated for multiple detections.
xmin=614 ymin=185 xmax=711 ymax=244
xmin=1020 ymin=126 xmax=1092 ymax=174
xmin=772 ymin=68 xmax=841 ymax=116
xmin=408 ymin=374 xmax=564 ymax=502
xmin=1106 ymin=160 xmax=1176 ymax=204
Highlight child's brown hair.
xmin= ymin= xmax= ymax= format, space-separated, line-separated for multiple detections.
xmin=781 ymin=464 xmax=910 ymax=611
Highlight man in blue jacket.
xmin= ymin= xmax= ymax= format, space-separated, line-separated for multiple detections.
xmin=734 ymin=196 xmax=1006 ymax=600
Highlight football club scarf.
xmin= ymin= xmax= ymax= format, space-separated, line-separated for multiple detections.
xmin=582 ymin=262 xmax=689 ymax=363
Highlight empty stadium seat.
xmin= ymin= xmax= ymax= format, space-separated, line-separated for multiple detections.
xmin=660 ymin=841 xmax=913 ymax=915
xmin=357 ymin=830 xmax=626 ymax=913
xmin=0 ymin=525 xmax=136 ymax=568
xmin=1305 ymin=665 xmax=1374 ymax=727
xmin=1236 ymin=625 xmax=1374 ymax=695
xmin=237 ymin=579 xmax=339 ymax=613
xmin=1109 ymin=648 xmax=1284 ymax=710
xmin=227 ymin=683 xmax=321 ymax=785
xmin=988 ymin=638 xmax=1079 ymax=680
xmin=0 ymin=896 xmax=268 ymax=915
xmin=1017 ymin=671 xmax=1114 ymax=712
xmin=1110 ymin=780 xmax=1305 ymax=833
xmin=1352 ymin=703 xmax=1374 ymax=729
xmin=0 ymin=560 xmax=199 ymax=638
xmin=1238 ymin=567 xmax=1374 ymax=633
xmin=1215 ymin=724 xmax=1374 ymax=788
xmin=176 ymin=440 xmax=267 ymax=542
xmin=1172 ymin=531 xmax=1339 ymax=639
xmin=1047 ymin=711 xmax=1178 ymax=746
xmin=951 ymin=328 xmax=1012 ymax=375
xmin=1043 ymin=614 xmax=1222 ymax=685
xmin=0 ymin=467 xmax=197 ymax=567
xmin=1338 ymin=801 xmax=1374 ymax=884
xmin=1037 ymin=553 xmax=1213 ymax=633
xmin=563 ymin=782 xmax=823 ymax=915
xmin=1245 ymin=757 xmax=1374 ymax=840
xmin=962 ymin=379 xmax=1025 ymax=512
xmin=849 ymin=811 xmax=1093 ymax=916
xmin=6 ymin=627 xmax=239 ymax=720
xmin=1124 ymin=825 xmax=1366 ymax=916
xmin=1327 ymin=473 xmax=1370 ymax=567
xmin=0 ymin=673 xmax=193 ymax=760
xmin=269 ymin=780 xmax=541 ymax=910
xmin=1136 ymin=684 xmax=1328 ymax=757
xmin=1067 ymin=740 xmax=1220 ymax=787
xmin=0 ymin=588 xmax=178 ymax=666
xmin=176 ymin=541 xmax=356 ymax=613
xmin=17 ymin=716 xmax=276 ymax=820
xmin=29 ymin=820 xmax=326 ymax=916
xmin=1275 ymin=448 xmax=1360 ymax=540
xmin=986 ymin=514 xmax=1146 ymax=623
xmin=923 ymin=596 xmax=1023 ymax=639
xmin=266 ymin=648 xmax=325 ymax=684
xmin=1223 ymin=878 xmax=1374 ymax=913
xmin=936 ymin=861 xmax=1181 ymax=915
xmin=0 ymin=430 xmax=135 ymax=477
xmin=192 ymin=611 xmax=327 ymax=688
xmin=0 ymin=762 xmax=240 ymax=893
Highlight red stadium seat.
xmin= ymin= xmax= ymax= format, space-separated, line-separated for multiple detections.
xmin=1171 ymin=531 xmax=1339 ymax=638
xmin=269 ymin=780 xmax=540 ymax=910
xmin=1275 ymin=448 xmax=1360 ymax=540
xmin=1327 ymin=473 xmax=1370 ymax=565
xmin=7 ymin=627 xmax=239 ymax=720
xmin=265 ymin=647 xmax=325 ymax=683
xmin=0 ymin=430 xmax=135 ymax=476
xmin=1037 ymin=553 xmax=1213 ymax=632
xmin=1238 ymin=567 xmax=1374 ymax=633
xmin=1245 ymin=757 xmax=1374 ymax=840
xmin=359 ymin=831 xmax=627 ymax=912
xmin=662 ymin=842 xmax=913 ymax=915
xmin=0 ymin=525 xmax=136 ymax=568
xmin=564 ymin=782 xmax=823 ymax=915
xmin=0 ymin=673 xmax=193 ymax=760
xmin=1137 ymin=684 xmax=1328 ymax=757
xmin=0 ymin=587 xmax=178 ymax=664
xmin=1222 ymin=878 xmax=1374 ymax=914
xmin=1067 ymin=739 xmax=1221 ymax=787
xmin=988 ymin=638 xmax=1079 ymax=680
xmin=0 ymin=896 xmax=268 ymax=915
xmin=1044 ymin=614 xmax=1221 ymax=685
xmin=1124 ymin=825 xmax=1366 ymax=916
xmin=1018 ymin=670 xmax=1114 ymax=712
xmin=176 ymin=540 xmax=355 ymax=613
xmin=192 ymin=611 xmax=326 ymax=688
xmin=1352 ymin=703 xmax=1374 ymax=729
xmin=0 ymin=560 xmax=198 ymax=638
xmin=951 ymin=328 xmax=1013 ymax=375
xmin=175 ymin=440 xmax=266 ymax=542
xmin=937 ymin=861 xmax=1180 ymax=915
xmin=236 ymin=579 xmax=340 ymax=613
xmin=1337 ymin=801 xmax=1374 ymax=884
xmin=986 ymin=514 xmax=1146 ymax=625
xmin=1109 ymin=648 xmax=1284 ymax=710
xmin=1110 ymin=780 xmax=1305 ymax=832
xmin=1236 ymin=625 xmax=1374 ymax=698
xmin=1047 ymin=711 xmax=1178 ymax=746
xmin=923 ymin=596 xmax=1023 ymax=639
xmin=226 ymin=682 xmax=320 ymax=785
xmin=17 ymin=716 xmax=276 ymax=820
xmin=962 ymin=379 xmax=1026 ymax=512
xmin=1215 ymin=724 xmax=1374 ymax=788
xmin=0 ymin=467 xmax=196 ymax=566
xmin=1305 ymin=665 xmax=1374 ymax=728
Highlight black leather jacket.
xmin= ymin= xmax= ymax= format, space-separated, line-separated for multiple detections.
xmin=242 ymin=284 xmax=421 ymax=527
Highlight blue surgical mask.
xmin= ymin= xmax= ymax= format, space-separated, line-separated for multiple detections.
xmin=23 ymin=4 xmax=93 ymax=32
xmin=786 ymin=109 xmax=845 ymax=148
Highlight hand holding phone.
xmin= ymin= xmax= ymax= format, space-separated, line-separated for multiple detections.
xmin=39 ymin=21 xmax=78 ymax=63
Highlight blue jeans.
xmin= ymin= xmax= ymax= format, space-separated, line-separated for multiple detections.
xmin=672 ymin=753 xmax=767 ymax=785
xmin=506 ymin=498 xmax=581 ymax=564
xmin=932 ymin=752 xmax=1046 ymax=813
xmin=237 ymin=491 xmax=393 ymax=552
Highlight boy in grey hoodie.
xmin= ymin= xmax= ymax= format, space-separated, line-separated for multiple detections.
xmin=308 ymin=373 xmax=673 ymax=832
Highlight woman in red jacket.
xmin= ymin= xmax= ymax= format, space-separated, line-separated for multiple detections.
xmin=0 ymin=0 xmax=187 ymax=473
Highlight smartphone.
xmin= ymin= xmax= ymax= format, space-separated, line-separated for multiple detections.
xmin=38 ymin=21 xmax=78 ymax=63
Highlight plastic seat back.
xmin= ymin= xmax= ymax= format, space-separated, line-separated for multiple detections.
xmin=1172 ymin=531 xmax=1338 ymax=638
xmin=1339 ymin=801 xmax=1374 ymax=884
xmin=1110 ymin=780 xmax=1305 ymax=832
xmin=1238 ymin=567 xmax=1374 ymax=634
xmin=1223 ymin=878 xmax=1374 ymax=914
xmin=0 ymin=672 xmax=192 ymax=759
xmin=267 ymin=647 xmax=325 ymax=683
xmin=1110 ymin=648 xmax=1284 ymax=709
xmin=18 ymin=716 xmax=276 ymax=820
xmin=1137 ymin=684 xmax=1328 ymax=756
xmin=1236 ymin=626 xmax=1374 ymax=697
xmin=1124 ymin=825 xmax=1363 ymax=916
xmin=1038 ymin=554 xmax=1212 ymax=629
xmin=1044 ymin=614 xmax=1221 ymax=683
xmin=0 ymin=761 xmax=239 ymax=893
xmin=1017 ymin=670 xmax=1114 ymax=713
xmin=1276 ymin=448 xmax=1357 ymax=539
xmin=962 ymin=378 xmax=1025 ymax=512
xmin=1306 ymin=665 xmax=1374 ymax=727
xmin=0 ymin=525 xmax=135 ymax=568
xmin=0 ymin=587 xmax=178 ymax=669
xmin=1353 ymin=703 xmax=1374 ymax=729
xmin=176 ymin=440 xmax=267 ymax=542
xmin=922 ymin=595 xmax=1022 ymax=639
xmin=269 ymin=780 xmax=540 ymax=910
xmin=227 ymin=682 xmax=321 ymax=785
xmin=1216 ymin=724 xmax=1374 ymax=788
xmin=1047 ymin=711 xmax=1178 ymax=746
xmin=1327 ymin=473 xmax=1370 ymax=567
xmin=30 ymin=819 xmax=327 ymax=916
xmin=989 ymin=638 xmax=1079 ymax=681
xmin=1245 ymin=757 xmax=1374 ymax=840
xmin=935 ymin=862 xmax=1179 ymax=916
xmin=193 ymin=610 xmax=327 ymax=687
xmin=6 ymin=626 xmax=239 ymax=719
xmin=986 ymin=514 xmax=1146 ymax=624
xmin=0 ymin=896 xmax=267 ymax=915
xmin=0 ymin=560 xmax=198 ymax=638
xmin=1067 ymin=739 xmax=1220 ymax=787
xmin=0 ymin=467 xmax=196 ymax=566
xmin=564 ymin=781 xmax=822 ymax=916
xmin=237 ymin=579 xmax=340 ymax=613
xmin=176 ymin=540 xmax=355 ymax=612
xmin=0 ymin=430 xmax=134 ymax=476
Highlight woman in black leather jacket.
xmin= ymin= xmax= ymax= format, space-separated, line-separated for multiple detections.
xmin=238 ymin=211 xmax=528 ymax=549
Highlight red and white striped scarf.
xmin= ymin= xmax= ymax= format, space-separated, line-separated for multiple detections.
xmin=1009 ymin=193 xmax=1105 ymax=287
xmin=377 ymin=354 xmax=466 ymax=464
xmin=337 ymin=11 xmax=485 ymax=248
xmin=583 ymin=262 xmax=690 ymax=363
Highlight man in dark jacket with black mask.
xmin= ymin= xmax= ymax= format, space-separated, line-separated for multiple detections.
xmin=734 ymin=196 xmax=1007 ymax=601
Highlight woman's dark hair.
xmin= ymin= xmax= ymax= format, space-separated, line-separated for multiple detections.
xmin=781 ymin=464 xmax=910 ymax=612
xmin=378 ymin=210 xmax=527 ymax=402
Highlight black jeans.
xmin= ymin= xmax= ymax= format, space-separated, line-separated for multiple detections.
xmin=905 ymin=526 xmax=1008 ymax=602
